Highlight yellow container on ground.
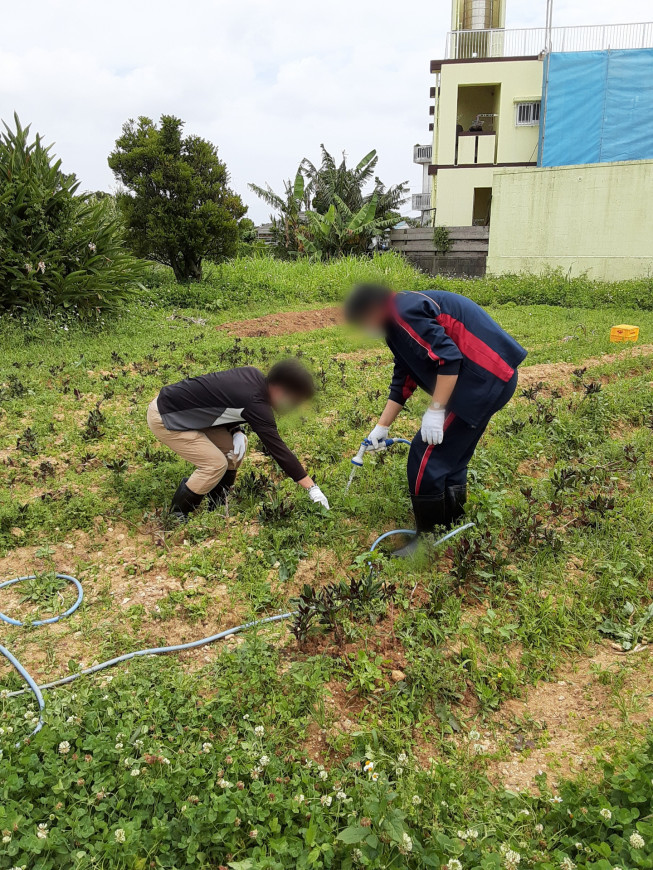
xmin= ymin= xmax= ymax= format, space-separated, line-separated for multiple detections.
xmin=610 ymin=324 xmax=639 ymax=342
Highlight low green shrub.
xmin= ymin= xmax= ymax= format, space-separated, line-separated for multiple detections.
xmin=0 ymin=115 xmax=145 ymax=320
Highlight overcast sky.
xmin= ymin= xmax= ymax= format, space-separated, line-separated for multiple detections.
xmin=2 ymin=0 xmax=651 ymax=223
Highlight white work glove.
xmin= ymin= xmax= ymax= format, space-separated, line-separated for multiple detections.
xmin=308 ymin=485 xmax=330 ymax=510
xmin=227 ymin=431 xmax=248 ymax=462
xmin=421 ymin=407 xmax=446 ymax=446
xmin=367 ymin=424 xmax=389 ymax=450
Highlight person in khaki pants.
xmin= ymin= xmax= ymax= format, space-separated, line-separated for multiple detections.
xmin=147 ymin=359 xmax=330 ymax=521
xmin=147 ymin=401 xmax=247 ymax=514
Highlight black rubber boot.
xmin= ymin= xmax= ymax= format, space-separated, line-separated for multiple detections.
xmin=206 ymin=469 xmax=237 ymax=511
xmin=393 ymin=492 xmax=448 ymax=558
xmin=446 ymin=484 xmax=467 ymax=525
xmin=170 ymin=477 xmax=205 ymax=521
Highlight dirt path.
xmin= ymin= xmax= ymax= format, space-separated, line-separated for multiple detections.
xmin=220 ymin=307 xmax=343 ymax=337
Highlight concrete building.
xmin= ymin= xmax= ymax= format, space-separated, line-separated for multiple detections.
xmin=411 ymin=0 xmax=653 ymax=229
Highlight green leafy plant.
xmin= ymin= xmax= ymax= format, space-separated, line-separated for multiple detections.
xmin=432 ymin=225 xmax=452 ymax=255
xmin=0 ymin=114 xmax=144 ymax=318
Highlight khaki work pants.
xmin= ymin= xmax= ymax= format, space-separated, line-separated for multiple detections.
xmin=147 ymin=398 xmax=243 ymax=495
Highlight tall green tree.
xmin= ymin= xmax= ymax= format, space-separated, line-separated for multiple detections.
xmin=0 ymin=114 xmax=143 ymax=317
xmin=249 ymin=146 xmax=408 ymax=257
xmin=109 ymin=116 xmax=246 ymax=282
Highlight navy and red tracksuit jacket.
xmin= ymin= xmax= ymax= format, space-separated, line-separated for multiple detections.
xmin=386 ymin=290 xmax=527 ymax=427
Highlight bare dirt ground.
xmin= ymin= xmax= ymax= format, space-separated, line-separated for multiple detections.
xmin=518 ymin=344 xmax=653 ymax=390
xmin=220 ymin=307 xmax=343 ymax=337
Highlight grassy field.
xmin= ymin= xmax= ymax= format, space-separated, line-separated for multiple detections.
xmin=1 ymin=255 xmax=652 ymax=869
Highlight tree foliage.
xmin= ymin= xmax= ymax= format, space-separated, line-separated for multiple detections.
xmin=249 ymin=146 xmax=408 ymax=258
xmin=0 ymin=114 xmax=144 ymax=318
xmin=109 ymin=115 xmax=246 ymax=282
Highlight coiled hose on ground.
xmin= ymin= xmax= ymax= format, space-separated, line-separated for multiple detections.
xmin=1 ymin=495 xmax=473 ymax=744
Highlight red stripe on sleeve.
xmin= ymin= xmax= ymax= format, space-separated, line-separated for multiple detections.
xmin=391 ymin=298 xmax=440 ymax=363
xmin=436 ymin=313 xmax=514 ymax=382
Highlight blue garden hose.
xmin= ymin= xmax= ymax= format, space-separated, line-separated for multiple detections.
xmin=1 ymin=491 xmax=473 ymax=742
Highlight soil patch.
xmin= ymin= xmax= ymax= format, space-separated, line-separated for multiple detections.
xmin=220 ymin=307 xmax=343 ymax=337
xmin=518 ymin=344 xmax=653 ymax=392
xmin=485 ymin=646 xmax=653 ymax=793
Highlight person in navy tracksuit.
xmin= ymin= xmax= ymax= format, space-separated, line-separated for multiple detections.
xmin=345 ymin=284 xmax=527 ymax=556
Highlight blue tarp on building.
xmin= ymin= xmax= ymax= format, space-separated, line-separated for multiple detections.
xmin=539 ymin=48 xmax=653 ymax=166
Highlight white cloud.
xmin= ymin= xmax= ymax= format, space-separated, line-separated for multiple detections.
xmin=1 ymin=0 xmax=651 ymax=221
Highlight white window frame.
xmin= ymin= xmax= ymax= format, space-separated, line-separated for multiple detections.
xmin=515 ymin=101 xmax=541 ymax=127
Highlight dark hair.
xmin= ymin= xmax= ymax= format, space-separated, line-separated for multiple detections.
xmin=267 ymin=358 xmax=315 ymax=400
xmin=344 ymin=283 xmax=392 ymax=322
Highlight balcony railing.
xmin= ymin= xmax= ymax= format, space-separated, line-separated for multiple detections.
xmin=445 ymin=22 xmax=653 ymax=59
xmin=412 ymin=192 xmax=432 ymax=211
xmin=413 ymin=144 xmax=433 ymax=164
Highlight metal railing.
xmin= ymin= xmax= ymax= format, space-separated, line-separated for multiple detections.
xmin=413 ymin=144 xmax=433 ymax=163
xmin=446 ymin=22 xmax=653 ymax=59
xmin=412 ymin=192 xmax=432 ymax=211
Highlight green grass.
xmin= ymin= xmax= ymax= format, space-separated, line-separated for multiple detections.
xmin=0 ymin=254 xmax=652 ymax=869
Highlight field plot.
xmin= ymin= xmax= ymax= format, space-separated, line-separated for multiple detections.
xmin=1 ymin=259 xmax=652 ymax=869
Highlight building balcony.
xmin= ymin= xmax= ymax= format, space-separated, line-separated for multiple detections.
xmin=444 ymin=21 xmax=653 ymax=60
xmin=413 ymin=144 xmax=433 ymax=164
xmin=412 ymin=192 xmax=432 ymax=211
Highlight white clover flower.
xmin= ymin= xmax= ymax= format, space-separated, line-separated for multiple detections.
xmin=321 ymin=795 xmax=332 ymax=806
xmin=114 ymin=828 xmax=126 ymax=843
xmin=254 ymin=725 xmax=264 ymax=736
xmin=319 ymin=770 xmax=328 ymax=780
xmin=504 ymin=849 xmax=521 ymax=869
xmin=399 ymin=832 xmax=413 ymax=854
xmin=353 ymin=848 xmax=363 ymax=864
xmin=37 ymin=261 xmax=46 ymax=273
xmin=447 ymin=861 xmax=463 ymax=870
xmin=629 ymin=832 xmax=645 ymax=849
xmin=259 ymin=755 xmax=270 ymax=767
xmin=559 ymin=858 xmax=576 ymax=870
xmin=88 ymin=242 xmax=97 ymax=253
xmin=37 ymin=823 xmax=48 ymax=839
xmin=218 ymin=779 xmax=232 ymax=789
xmin=534 ymin=823 xmax=543 ymax=833
xmin=202 ymin=742 xmax=212 ymax=753
xmin=519 ymin=809 xmax=530 ymax=816
xmin=163 ymin=757 xmax=171 ymax=765
xmin=130 ymin=768 xmax=140 ymax=777
xmin=469 ymin=729 xmax=481 ymax=741
xmin=2 ymin=834 xmax=11 ymax=843
xmin=336 ymin=791 xmax=347 ymax=800
xmin=398 ymin=751 xmax=408 ymax=764
xmin=599 ymin=808 xmax=612 ymax=820
xmin=115 ymin=742 xmax=124 ymax=750
xmin=395 ymin=767 xmax=404 ymax=776
xmin=412 ymin=795 xmax=421 ymax=806
xmin=574 ymin=843 xmax=583 ymax=850
xmin=294 ymin=794 xmax=305 ymax=803
xmin=59 ymin=741 xmax=71 ymax=754
xmin=134 ymin=739 xmax=144 ymax=749
xmin=363 ymin=760 xmax=374 ymax=772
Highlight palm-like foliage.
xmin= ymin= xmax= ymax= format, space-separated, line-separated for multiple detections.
xmin=248 ymin=170 xmax=309 ymax=256
xmin=249 ymin=146 xmax=408 ymax=257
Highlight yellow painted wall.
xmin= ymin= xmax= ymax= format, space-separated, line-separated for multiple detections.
xmin=487 ymin=160 xmax=653 ymax=280
xmin=433 ymin=166 xmax=496 ymax=225
xmin=431 ymin=58 xmax=543 ymax=225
